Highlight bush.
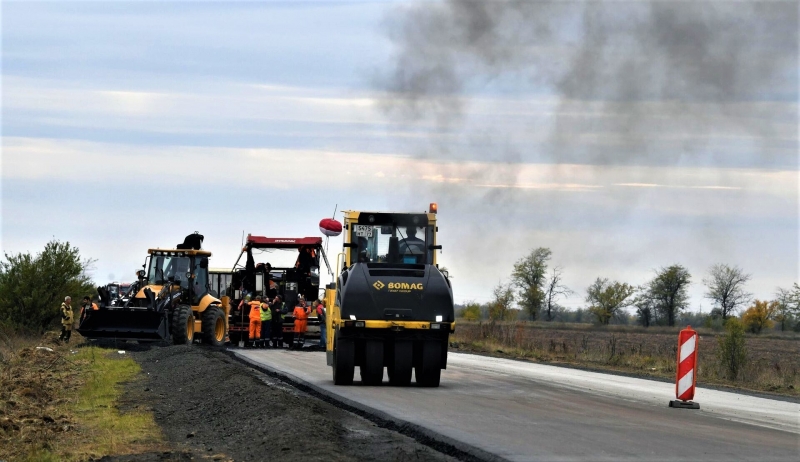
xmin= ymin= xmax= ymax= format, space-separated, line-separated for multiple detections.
xmin=458 ymin=303 xmax=482 ymax=321
xmin=717 ymin=318 xmax=748 ymax=380
xmin=0 ymin=240 xmax=95 ymax=332
xmin=741 ymin=300 xmax=776 ymax=334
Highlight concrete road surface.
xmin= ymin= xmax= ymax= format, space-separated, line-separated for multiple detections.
xmin=234 ymin=349 xmax=799 ymax=462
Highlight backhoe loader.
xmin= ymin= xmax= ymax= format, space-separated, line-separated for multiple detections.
xmin=78 ymin=234 xmax=230 ymax=345
xmin=325 ymin=204 xmax=454 ymax=386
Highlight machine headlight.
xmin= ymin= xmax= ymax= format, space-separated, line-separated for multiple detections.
xmin=435 ymin=315 xmax=443 ymax=322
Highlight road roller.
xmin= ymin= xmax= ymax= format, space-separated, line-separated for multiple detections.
xmin=325 ymin=204 xmax=454 ymax=386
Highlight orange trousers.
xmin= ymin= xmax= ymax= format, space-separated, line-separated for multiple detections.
xmin=249 ymin=319 xmax=261 ymax=340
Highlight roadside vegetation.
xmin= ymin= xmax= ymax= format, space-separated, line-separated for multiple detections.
xmin=0 ymin=331 xmax=162 ymax=461
xmin=0 ymin=239 xmax=162 ymax=461
xmin=454 ymin=247 xmax=800 ymax=396
xmin=451 ymin=321 xmax=799 ymax=396
xmin=0 ymin=240 xmax=96 ymax=333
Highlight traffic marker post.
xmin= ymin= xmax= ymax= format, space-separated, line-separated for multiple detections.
xmin=669 ymin=325 xmax=700 ymax=409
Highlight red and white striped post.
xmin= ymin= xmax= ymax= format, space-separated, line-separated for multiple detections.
xmin=669 ymin=325 xmax=700 ymax=409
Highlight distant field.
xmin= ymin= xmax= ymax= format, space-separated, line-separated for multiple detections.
xmin=451 ymin=321 xmax=800 ymax=397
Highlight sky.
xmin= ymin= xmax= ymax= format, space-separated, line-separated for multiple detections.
xmin=1 ymin=0 xmax=798 ymax=314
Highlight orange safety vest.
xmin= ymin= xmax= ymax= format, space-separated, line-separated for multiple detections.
xmin=248 ymin=301 xmax=262 ymax=320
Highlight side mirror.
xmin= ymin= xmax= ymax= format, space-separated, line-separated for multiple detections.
xmin=200 ymin=258 xmax=209 ymax=269
xmin=136 ymin=269 xmax=146 ymax=279
xmin=428 ymin=245 xmax=443 ymax=250
xmin=441 ymin=269 xmax=450 ymax=278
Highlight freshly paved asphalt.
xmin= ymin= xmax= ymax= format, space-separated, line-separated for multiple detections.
xmin=234 ymin=349 xmax=799 ymax=462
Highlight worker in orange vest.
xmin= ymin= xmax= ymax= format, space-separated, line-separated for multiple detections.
xmin=292 ymin=296 xmax=311 ymax=350
xmin=79 ymin=295 xmax=99 ymax=323
xmin=247 ymin=295 xmax=262 ymax=348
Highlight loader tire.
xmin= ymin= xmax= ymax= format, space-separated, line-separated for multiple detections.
xmin=201 ymin=306 xmax=225 ymax=346
xmin=333 ymin=331 xmax=354 ymax=385
xmin=415 ymin=340 xmax=442 ymax=387
xmin=360 ymin=340 xmax=384 ymax=385
xmin=388 ymin=341 xmax=413 ymax=386
xmin=171 ymin=305 xmax=195 ymax=345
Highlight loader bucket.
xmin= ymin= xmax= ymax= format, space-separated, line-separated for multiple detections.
xmin=78 ymin=309 xmax=168 ymax=341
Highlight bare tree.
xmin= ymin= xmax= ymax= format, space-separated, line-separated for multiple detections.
xmin=703 ymin=264 xmax=752 ymax=319
xmin=543 ymin=267 xmax=572 ymax=321
xmin=511 ymin=247 xmax=551 ymax=321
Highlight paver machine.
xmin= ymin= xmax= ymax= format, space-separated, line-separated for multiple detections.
xmin=227 ymin=235 xmax=332 ymax=346
xmin=325 ymin=203 xmax=455 ymax=387
xmin=78 ymin=233 xmax=230 ymax=345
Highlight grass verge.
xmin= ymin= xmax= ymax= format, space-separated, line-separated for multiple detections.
xmin=452 ymin=321 xmax=800 ymax=398
xmin=0 ymin=331 xmax=162 ymax=461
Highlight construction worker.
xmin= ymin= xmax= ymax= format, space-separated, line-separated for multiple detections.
xmin=270 ymin=295 xmax=284 ymax=348
xmin=247 ymin=295 xmax=262 ymax=348
xmin=259 ymin=295 xmax=271 ymax=348
xmin=315 ymin=299 xmax=327 ymax=348
xmin=59 ymin=296 xmax=74 ymax=343
xmin=292 ymin=296 xmax=311 ymax=350
xmin=79 ymin=295 xmax=99 ymax=323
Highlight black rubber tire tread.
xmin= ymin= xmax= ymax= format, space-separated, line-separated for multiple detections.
xmin=360 ymin=340 xmax=384 ymax=385
xmin=171 ymin=304 xmax=194 ymax=345
xmin=415 ymin=340 xmax=442 ymax=387
xmin=333 ymin=331 xmax=355 ymax=385
xmin=389 ymin=341 xmax=413 ymax=386
xmin=201 ymin=306 xmax=225 ymax=346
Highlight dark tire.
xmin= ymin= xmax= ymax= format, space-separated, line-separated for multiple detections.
xmin=389 ymin=341 xmax=413 ymax=386
xmin=333 ymin=331 xmax=354 ymax=385
xmin=201 ymin=306 xmax=225 ymax=346
xmin=360 ymin=340 xmax=384 ymax=385
xmin=415 ymin=340 xmax=442 ymax=387
xmin=171 ymin=305 xmax=195 ymax=345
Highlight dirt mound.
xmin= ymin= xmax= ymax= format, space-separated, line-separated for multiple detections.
xmin=0 ymin=342 xmax=79 ymax=460
xmin=122 ymin=345 xmax=455 ymax=462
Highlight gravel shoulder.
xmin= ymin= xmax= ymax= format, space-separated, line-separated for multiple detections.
xmin=106 ymin=345 xmax=457 ymax=462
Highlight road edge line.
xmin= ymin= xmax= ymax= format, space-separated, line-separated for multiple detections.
xmin=228 ymin=350 xmax=507 ymax=462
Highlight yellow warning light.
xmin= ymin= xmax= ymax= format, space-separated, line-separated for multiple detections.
xmin=429 ymin=203 xmax=438 ymax=214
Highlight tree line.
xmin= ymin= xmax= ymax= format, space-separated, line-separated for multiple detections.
xmin=459 ymin=247 xmax=800 ymax=333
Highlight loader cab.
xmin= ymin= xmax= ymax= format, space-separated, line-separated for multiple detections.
xmin=343 ymin=211 xmax=439 ymax=268
xmin=145 ymin=249 xmax=211 ymax=303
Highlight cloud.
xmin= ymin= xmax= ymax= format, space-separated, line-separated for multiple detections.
xmin=2 ymin=1 xmax=796 ymax=312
